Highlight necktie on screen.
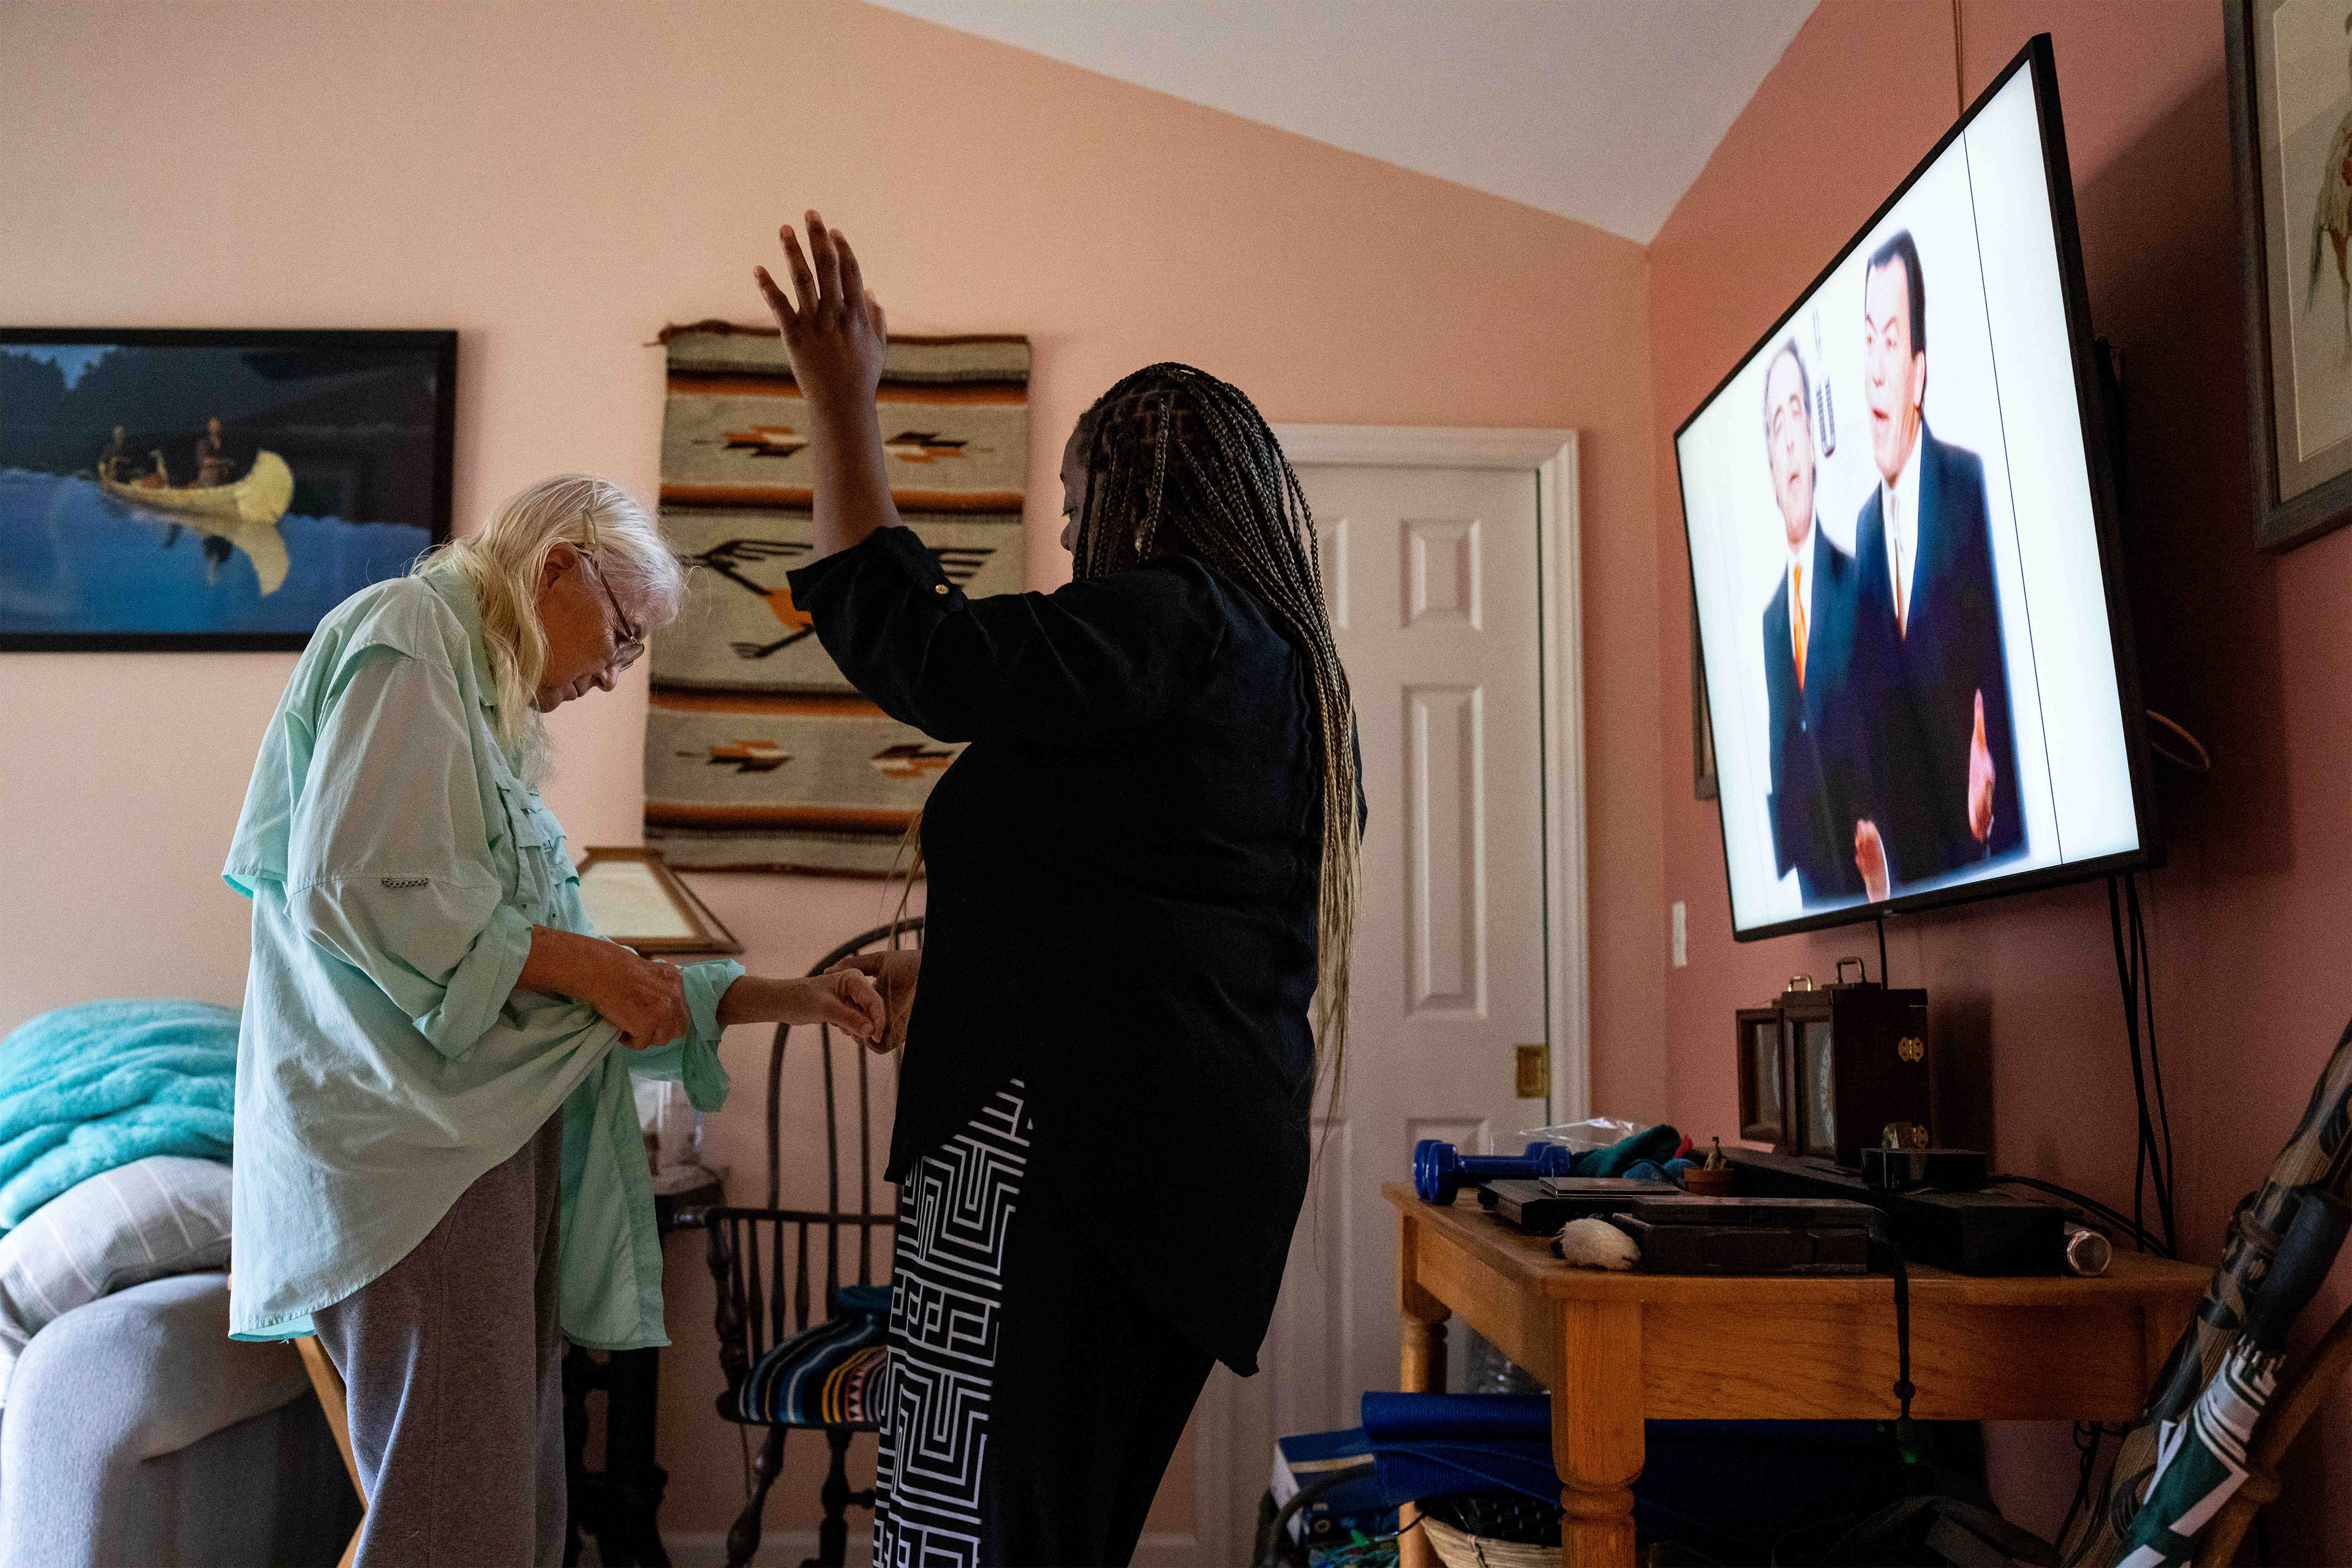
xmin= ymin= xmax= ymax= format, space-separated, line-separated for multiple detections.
xmin=1890 ymin=489 xmax=1909 ymax=637
xmin=1793 ymin=562 xmax=1808 ymax=689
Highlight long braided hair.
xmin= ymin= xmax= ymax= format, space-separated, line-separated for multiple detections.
xmin=1070 ymin=363 xmax=1361 ymax=1098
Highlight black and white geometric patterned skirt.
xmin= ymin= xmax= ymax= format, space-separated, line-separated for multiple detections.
xmin=872 ymin=1080 xmax=1031 ymax=1568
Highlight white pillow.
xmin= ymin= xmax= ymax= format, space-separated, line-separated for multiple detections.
xmin=0 ymin=1156 xmax=232 ymax=1405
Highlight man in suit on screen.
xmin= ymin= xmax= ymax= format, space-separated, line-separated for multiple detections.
xmin=1756 ymin=341 xmax=1867 ymax=904
xmin=1848 ymin=230 xmax=2024 ymax=900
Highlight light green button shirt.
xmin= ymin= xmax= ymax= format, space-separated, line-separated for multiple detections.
xmin=223 ymin=559 xmax=742 ymax=1350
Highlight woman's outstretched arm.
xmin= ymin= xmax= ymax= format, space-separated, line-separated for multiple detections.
xmin=755 ymin=210 xmax=900 ymax=560
xmin=519 ymin=927 xmax=884 ymax=1046
xmin=716 ymin=970 xmax=888 ymax=1038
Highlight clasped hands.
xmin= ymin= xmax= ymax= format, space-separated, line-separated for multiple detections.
xmin=595 ymin=943 xmax=918 ymax=1054
xmin=823 ymin=949 xmax=919 ymax=1054
xmin=525 ymin=926 xmax=902 ymax=1050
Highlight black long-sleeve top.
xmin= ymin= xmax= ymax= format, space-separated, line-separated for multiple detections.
xmin=786 ymin=524 xmax=1322 ymax=1373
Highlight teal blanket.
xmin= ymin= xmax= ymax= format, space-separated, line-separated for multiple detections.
xmin=0 ymin=998 xmax=236 ymax=1227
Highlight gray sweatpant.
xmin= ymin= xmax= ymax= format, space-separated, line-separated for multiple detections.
xmin=313 ymin=1113 xmax=567 ymax=1567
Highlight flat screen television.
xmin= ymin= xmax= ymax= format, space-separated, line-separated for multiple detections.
xmin=1676 ymin=35 xmax=2152 ymax=942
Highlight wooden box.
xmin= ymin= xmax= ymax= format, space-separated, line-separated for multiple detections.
xmin=1736 ymin=970 xmax=1932 ymax=1167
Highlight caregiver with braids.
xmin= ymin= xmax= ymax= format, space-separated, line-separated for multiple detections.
xmin=222 ymin=475 xmax=886 ymax=1565
xmin=757 ymin=212 xmax=1361 ymax=1566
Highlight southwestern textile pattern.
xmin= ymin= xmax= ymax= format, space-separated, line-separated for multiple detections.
xmin=734 ymin=1283 xmax=891 ymax=1427
xmin=873 ymin=1080 xmax=1031 ymax=1568
xmin=646 ymin=322 xmax=1028 ymax=873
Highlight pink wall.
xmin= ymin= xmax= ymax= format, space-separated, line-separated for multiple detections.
xmin=0 ymin=0 xmax=1652 ymax=1544
xmin=1646 ymin=0 xmax=2352 ymax=1551
xmin=20 ymin=0 xmax=2316 ymax=1547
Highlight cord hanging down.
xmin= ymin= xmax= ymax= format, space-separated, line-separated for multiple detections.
xmin=2107 ymin=873 xmax=2177 ymax=1257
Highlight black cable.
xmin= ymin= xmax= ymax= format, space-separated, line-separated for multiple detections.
xmin=1986 ymin=1174 xmax=2174 ymax=1257
xmin=2128 ymin=878 xmax=2179 ymax=1256
xmin=1253 ymin=1461 xmax=1377 ymax=1568
xmin=1891 ymin=1248 xmax=1915 ymax=1457
xmin=1867 ymin=1223 xmax=1918 ymax=1460
xmin=2108 ymin=876 xmax=2178 ymax=1255
xmin=2056 ymin=1422 xmax=2100 ymax=1551
xmin=1876 ymin=913 xmax=1888 ymax=986
xmin=2057 ymin=1421 xmax=2128 ymax=1552
xmin=2123 ymin=878 xmax=2178 ymax=1254
xmin=2106 ymin=878 xmax=2145 ymax=1251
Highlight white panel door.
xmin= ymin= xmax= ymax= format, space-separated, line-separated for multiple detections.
xmin=1199 ymin=461 xmax=1554 ymax=1542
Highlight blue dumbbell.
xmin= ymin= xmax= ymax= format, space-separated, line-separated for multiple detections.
xmin=1413 ymin=1139 xmax=1574 ymax=1204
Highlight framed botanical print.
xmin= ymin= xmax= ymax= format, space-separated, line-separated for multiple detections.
xmin=2230 ymin=0 xmax=2352 ymax=551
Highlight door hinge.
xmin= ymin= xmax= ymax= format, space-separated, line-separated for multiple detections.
xmin=1514 ymin=1044 xmax=1550 ymax=1099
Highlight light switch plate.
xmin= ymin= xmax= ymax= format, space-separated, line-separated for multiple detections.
xmin=1672 ymin=900 xmax=1689 ymax=968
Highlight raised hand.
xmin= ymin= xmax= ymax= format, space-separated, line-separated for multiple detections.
xmin=1854 ymin=820 xmax=1890 ymax=903
xmin=751 ymin=211 xmax=902 ymax=559
xmin=1966 ymin=690 xmax=1995 ymax=844
xmin=827 ymin=949 xmax=921 ymax=1054
xmin=755 ymin=210 xmax=888 ymax=413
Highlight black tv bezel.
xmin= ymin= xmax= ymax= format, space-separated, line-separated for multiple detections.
xmin=1672 ymin=34 xmax=2157 ymax=945
xmin=0 ymin=325 xmax=458 ymax=653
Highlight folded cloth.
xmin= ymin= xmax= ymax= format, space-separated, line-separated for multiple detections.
xmin=1371 ymin=1438 xmax=1556 ymax=1507
xmin=1362 ymin=1393 xmax=1549 ymax=1442
xmin=1573 ymin=1124 xmax=1684 ymax=1178
xmin=1360 ymin=1393 xmax=1906 ymax=1551
xmin=0 ymin=1000 xmax=236 ymax=1227
xmin=1362 ymin=1393 xmax=1556 ymax=1506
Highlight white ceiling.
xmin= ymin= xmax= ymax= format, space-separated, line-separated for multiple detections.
xmin=872 ymin=0 xmax=1820 ymax=244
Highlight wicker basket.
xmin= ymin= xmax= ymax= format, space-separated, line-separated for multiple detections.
xmin=1422 ymin=1515 xmax=1558 ymax=1568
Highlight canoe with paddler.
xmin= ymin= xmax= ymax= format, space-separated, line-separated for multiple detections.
xmin=98 ymin=450 xmax=295 ymax=595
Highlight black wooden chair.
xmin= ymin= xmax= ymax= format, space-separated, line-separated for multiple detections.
xmin=700 ymin=917 xmax=916 ymax=1568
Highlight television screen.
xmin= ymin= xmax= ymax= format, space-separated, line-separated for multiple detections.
xmin=1676 ymin=37 xmax=2150 ymax=941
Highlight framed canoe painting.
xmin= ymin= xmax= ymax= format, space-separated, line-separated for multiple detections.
xmin=0 ymin=328 xmax=455 ymax=649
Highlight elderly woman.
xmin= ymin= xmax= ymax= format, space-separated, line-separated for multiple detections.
xmin=223 ymin=476 xmax=884 ymax=1566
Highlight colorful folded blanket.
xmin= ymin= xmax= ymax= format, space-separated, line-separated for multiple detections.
xmin=0 ymin=999 xmax=236 ymax=1228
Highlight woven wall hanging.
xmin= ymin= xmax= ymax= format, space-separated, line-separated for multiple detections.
xmin=644 ymin=322 xmax=1028 ymax=875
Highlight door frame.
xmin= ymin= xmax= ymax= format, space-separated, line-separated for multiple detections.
xmin=1148 ymin=426 xmax=1586 ymax=1564
xmin=1273 ymin=424 xmax=1589 ymax=1121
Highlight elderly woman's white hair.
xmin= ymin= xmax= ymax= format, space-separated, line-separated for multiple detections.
xmin=426 ymin=475 xmax=686 ymax=756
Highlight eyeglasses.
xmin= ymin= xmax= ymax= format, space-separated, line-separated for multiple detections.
xmin=579 ymin=553 xmax=645 ymax=674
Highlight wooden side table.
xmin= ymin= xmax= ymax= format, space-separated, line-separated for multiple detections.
xmin=564 ymin=1179 xmax=724 ymax=1568
xmin=1386 ymin=1182 xmax=2209 ymax=1568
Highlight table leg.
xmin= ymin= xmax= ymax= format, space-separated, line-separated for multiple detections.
xmin=605 ymin=1347 xmax=673 ymax=1567
xmin=564 ymin=1346 xmax=673 ymax=1567
xmin=1398 ymin=1210 xmax=1452 ymax=1568
xmin=1553 ymin=1300 xmax=1643 ymax=1568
